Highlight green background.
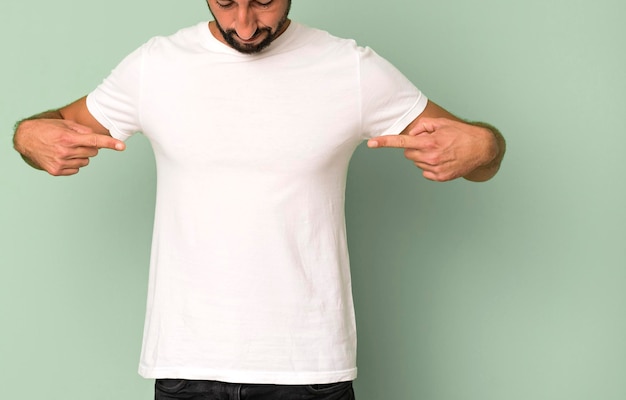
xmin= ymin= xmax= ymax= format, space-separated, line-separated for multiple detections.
xmin=1 ymin=1 xmax=625 ymax=399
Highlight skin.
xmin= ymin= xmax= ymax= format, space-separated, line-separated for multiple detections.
xmin=370 ymin=103 xmax=505 ymax=182
xmin=207 ymin=0 xmax=292 ymax=54
xmin=13 ymin=0 xmax=504 ymax=180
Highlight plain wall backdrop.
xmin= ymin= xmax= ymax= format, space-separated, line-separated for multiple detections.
xmin=1 ymin=1 xmax=624 ymax=399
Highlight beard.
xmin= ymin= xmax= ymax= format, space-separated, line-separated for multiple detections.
xmin=211 ymin=2 xmax=291 ymax=54
xmin=218 ymin=25 xmax=275 ymax=54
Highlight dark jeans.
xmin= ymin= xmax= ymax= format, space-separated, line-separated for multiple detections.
xmin=155 ymin=379 xmax=355 ymax=400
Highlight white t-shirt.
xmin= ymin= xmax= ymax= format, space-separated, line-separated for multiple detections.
xmin=87 ymin=21 xmax=427 ymax=385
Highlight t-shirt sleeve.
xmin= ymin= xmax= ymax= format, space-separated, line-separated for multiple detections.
xmin=86 ymin=43 xmax=146 ymax=141
xmin=358 ymin=47 xmax=428 ymax=139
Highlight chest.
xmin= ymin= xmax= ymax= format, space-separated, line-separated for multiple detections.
xmin=138 ymin=57 xmax=362 ymax=174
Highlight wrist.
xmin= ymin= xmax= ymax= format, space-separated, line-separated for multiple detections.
xmin=463 ymin=121 xmax=506 ymax=182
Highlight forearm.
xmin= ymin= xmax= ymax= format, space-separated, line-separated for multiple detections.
xmin=463 ymin=122 xmax=506 ymax=182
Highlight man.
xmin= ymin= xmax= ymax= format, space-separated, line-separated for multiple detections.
xmin=13 ymin=0 xmax=505 ymax=399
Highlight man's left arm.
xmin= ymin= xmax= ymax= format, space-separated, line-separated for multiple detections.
xmin=367 ymin=101 xmax=506 ymax=182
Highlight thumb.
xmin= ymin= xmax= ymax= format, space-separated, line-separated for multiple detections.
xmin=63 ymin=119 xmax=98 ymax=135
xmin=407 ymin=118 xmax=439 ymax=136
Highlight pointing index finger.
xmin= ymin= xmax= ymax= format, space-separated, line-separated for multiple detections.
xmin=73 ymin=132 xmax=126 ymax=151
xmin=368 ymin=134 xmax=417 ymax=149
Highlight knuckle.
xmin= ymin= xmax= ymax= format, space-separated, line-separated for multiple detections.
xmin=427 ymin=140 xmax=440 ymax=151
xmin=437 ymin=170 xmax=456 ymax=182
xmin=426 ymin=173 xmax=443 ymax=182
xmin=48 ymin=167 xmax=63 ymax=176
xmin=425 ymin=155 xmax=439 ymax=165
xmin=58 ymin=132 xmax=74 ymax=146
xmin=56 ymin=147 xmax=72 ymax=159
xmin=427 ymin=165 xmax=448 ymax=182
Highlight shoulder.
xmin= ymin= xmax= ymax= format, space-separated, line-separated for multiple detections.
xmin=140 ymin=22 xmax=209 ymax=56
xmin=294 ymin=23 xmax=358 ymax=47
xmin=285 ymin=22 xmax=364 ymax=57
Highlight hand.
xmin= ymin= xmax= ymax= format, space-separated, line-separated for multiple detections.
xmin=14 ymin=118 xmax=125 ymax=176
xmin=367 ymin=117 xmax=499 ymax=182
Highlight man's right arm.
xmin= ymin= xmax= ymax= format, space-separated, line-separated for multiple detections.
xmin=13 ymin=96 xmax=125 ymax=176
